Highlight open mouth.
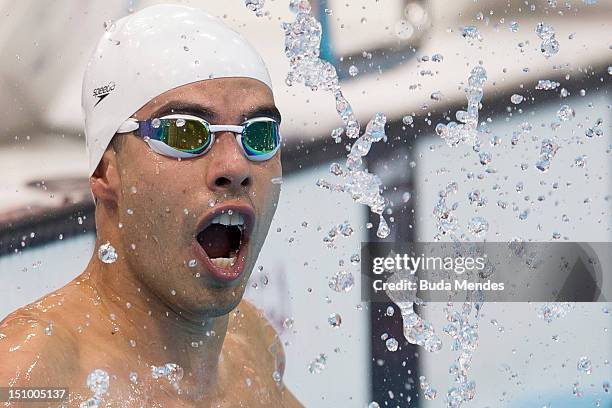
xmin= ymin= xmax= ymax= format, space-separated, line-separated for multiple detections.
xmin=193 ymin=205 xmax=254 ymax=281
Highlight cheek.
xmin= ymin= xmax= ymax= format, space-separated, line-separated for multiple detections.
xmin=252 ymin=164 xmax=282 ymax=222
xmin=118 ymin=170 xmax=188 ymax=244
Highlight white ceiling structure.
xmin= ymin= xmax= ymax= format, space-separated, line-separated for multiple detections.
xmin=0 ymin=0 xmax=610 ymax=214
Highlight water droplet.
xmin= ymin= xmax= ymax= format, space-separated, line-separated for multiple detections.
xmin=577 ymin=356 xmax=592 ymax=374
xmin=129 ymin=372 xmax=138 ymax=384
xmin=536 ymin=79 xmax=560 ymax=90
xmin=585 ymin=118 xmax=604 ymax=138
xmin=270 ymin=177 xmax=283 ymax=184
xmin=395 ymin=19 xmax=414 ymax=39
xmin=385 ymin=337 xmax=399 ymax=352
xmin=98 ymin=242 xmax=118 ymax=264
xmin=510 ymin=21 xmax=519 ymax=32
xmin=376 ymin=215 xmax=390 ymax=238
xmin=151 ymin=118 xmax=161 ymax=128
xmin=536 ymin=22 xmax=560 ymax=57
xmin=574 ymin=155 xmax=587 ymax=168
xmin=538 ymin=303 xmax=573 ymax=322
xmin=430 ymin=91 xmax=443 ymax=101
xmin=307 ymin=353 xmax=327 ymax=374
xmin=245 ymin=0 xmax=267 ymax=16
xmin=328 ymin=313 xmax=342 ymax=328
xmin=348 ymin=65 xmax=359 ymax=77
xmin=573 ymin=381 xmax=583 ymax=397
xmin=188 ymin=259 xmax=198 ymax=268
xmin=103 ymin=20 xmax=115 ymax=32
xmin=401 ymin=115 xmax=414 ymax=126
xmin=468 ymin=190 xmax=487 ymax=207
xmin=86 ymin=369 xmax=110 ymax=396
xmin=511 ymin=94 xmax=524 ymax=104
xmin=468 ymin=217 xmax=489 ymax=236
xmin=151 ymin=363 xmax=183 ymax=389
xmin=386 ymin=306 xmax=395 ymax=316
xmin=328 ymin=270 xmax=355 ymax=292
xmin=175 ymin=118 xmax=186 ymax=127
xmin=283 ymin=317 xmax=294 ymax=329
xmin=461 ymin=26 xmax=482 ymax=41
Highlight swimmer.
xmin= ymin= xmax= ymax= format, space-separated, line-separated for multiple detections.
xmin=0 ymin=5 xmax=302 ymax=407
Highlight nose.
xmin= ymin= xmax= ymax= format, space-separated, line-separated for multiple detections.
xmin=205 ymin=132 xmax=252 ymax=192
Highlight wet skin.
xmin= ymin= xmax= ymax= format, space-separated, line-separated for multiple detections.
xmin=0 ymin=78 xmax=303 ymax=407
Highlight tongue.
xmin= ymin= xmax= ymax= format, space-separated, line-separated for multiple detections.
xmin=197 ymin=224 xmax=232 ymax=258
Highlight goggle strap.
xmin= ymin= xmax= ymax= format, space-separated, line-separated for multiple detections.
xmin=117 ymin=118 xmax=139 ymax=133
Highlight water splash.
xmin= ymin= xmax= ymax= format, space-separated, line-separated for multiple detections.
xmin=318 ymin=113 xmax=390 ymax=237
xmin=274 ymin=0 xmax=389 ymax=237
xmin=435 ymin=65 xmax=487 ymax=148
xmin=398 ymin=301 xmax=442 ymax=353
xmin=419 ymin=375 xmax=438 ymax=400
xmin=444 ymin=302 xmax=480 ymax=408
xmin=535 ymin=22 xmax=560 ymax=58
xmin=535 ymin=79 xmax=560 ymax=90
xmin=535 ymin=139 xmax=559 ymax=173
xmin=433 ymin=182 xmax=460 ymax=240
xmin=537 ymin=302 xmax=574 ymax=322
xmin=323 ymin=221 xmax=354 ymax=248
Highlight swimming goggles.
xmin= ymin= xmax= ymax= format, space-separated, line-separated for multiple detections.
xmin=116 ymin=114 xmax=281 ymax=161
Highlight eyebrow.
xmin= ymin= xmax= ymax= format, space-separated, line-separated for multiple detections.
xmin=150 ymin=101 xmax=282 ymax=125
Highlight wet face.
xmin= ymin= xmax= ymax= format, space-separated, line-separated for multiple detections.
xmin=102 ymin=77 xmax=281 ymax=318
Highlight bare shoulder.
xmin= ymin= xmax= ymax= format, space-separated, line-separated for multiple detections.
xmin=0 ymin=306 xmax=80 ymax=388
xmin=229 ymin=299 xmax=304 ymax=407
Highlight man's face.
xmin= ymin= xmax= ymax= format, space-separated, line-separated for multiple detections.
xmin=107 ymin=77 xmax=281 ymax=318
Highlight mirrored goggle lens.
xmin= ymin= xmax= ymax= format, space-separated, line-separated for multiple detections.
xmin=151 ymin=118 xmax=211 ymax=154
xmin=242 ymin=119 xmax=280 ymax=156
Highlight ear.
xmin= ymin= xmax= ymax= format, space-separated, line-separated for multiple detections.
xmin=90 ymin=148 xmax=121 ymax=204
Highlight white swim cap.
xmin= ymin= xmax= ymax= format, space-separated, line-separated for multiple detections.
xmin=82 ymin=4 xmax=273 ymax=177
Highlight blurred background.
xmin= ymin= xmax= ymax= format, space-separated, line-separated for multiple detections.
xmin=0 ymin=0 xmax=610 ymax=407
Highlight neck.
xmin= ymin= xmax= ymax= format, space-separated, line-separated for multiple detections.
xmin=82 ymin=235 xmax=229 ymax=400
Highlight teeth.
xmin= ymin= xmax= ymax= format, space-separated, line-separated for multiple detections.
xmin=220 ymin=213 xmax=231 ymax=225
xmin=210 ymin=257 xmax=237 ymax=268
xmin=210 ymin=212 xmax=245 ymax=228
xmin=230 ymin=213 xmax=244 ymax=226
